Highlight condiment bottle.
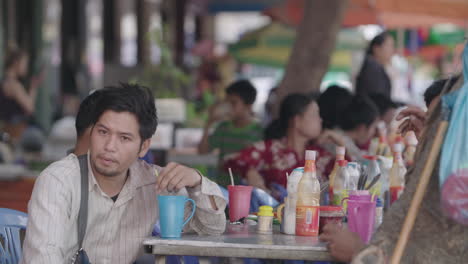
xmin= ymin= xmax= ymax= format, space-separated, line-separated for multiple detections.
xmin=389 ymin=143 xmax=407 ymax=204
xmin=296 ymin=150 xmax=320 ymax=236
xmin=257 ymin=205 xmax=274 ymax=234
xmin=329 ymin=146 xmax=346 ymax=203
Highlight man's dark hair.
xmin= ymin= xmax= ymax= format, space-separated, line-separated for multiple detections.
xmin=92 ymin=83 xmax=158 ymax=141
xmin=339 ymin=96 xmax=379 ymax=131
xmin=368 ymin=93 xmax=398 ymax=117
xmin=76 ymin=89 xmax=106 ymax=138
xmin=226 ymin=80 xmax=257 ymax=105
xmin=318 ymin=85 xmax=353 ymax=129
xmin=424 ymin=75 xmax=460 ymax=107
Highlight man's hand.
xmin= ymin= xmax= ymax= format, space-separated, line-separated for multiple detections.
xmin=156 ymin=162 xmax=202 ymax=192
xmin=396 ymin=106 xmax=426 ymax=137
xmin=320 ymin=223 xmax=365 ymax=262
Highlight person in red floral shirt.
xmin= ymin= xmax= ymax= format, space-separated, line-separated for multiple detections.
xmin=224 ymin=93 xmax=343 ymax=193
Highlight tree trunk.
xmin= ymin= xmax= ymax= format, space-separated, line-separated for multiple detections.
xmin=276 ymin=0 xmax=348 ymax=107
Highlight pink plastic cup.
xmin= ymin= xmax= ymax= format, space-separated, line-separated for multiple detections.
xmin=228 ymin=185 xmax=253 ymax=223
xmin=348 ymin=190 xmax=371 ymax=201
xmin=347 ymin=199 xmax=376 ymax=243
xmin=341 ymin=190 xmax=372 ymax=211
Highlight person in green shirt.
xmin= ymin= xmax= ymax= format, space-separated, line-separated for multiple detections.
xmin=198 ymin=80 xmax=263 ymax=187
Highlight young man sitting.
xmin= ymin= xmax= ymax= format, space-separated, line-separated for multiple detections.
xmin=21 ymin=84 xmax=226 ymax=264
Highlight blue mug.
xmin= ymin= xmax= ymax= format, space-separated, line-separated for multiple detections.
xmin=158 ymin=195 xmax=196 ymax=238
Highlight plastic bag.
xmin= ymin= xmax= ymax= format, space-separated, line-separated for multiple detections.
xmin=439 ymin=43 xmax=468 ymax=225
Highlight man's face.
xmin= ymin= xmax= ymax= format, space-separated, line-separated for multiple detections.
xmin=89 ymin=110 xmax=150 ymax=178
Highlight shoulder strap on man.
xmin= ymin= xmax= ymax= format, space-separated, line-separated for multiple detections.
xmin=77 ymin=154 xmax=89 ymax=248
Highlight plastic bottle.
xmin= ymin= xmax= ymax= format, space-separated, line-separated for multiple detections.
xmin=377 ymin=121 xmax=391 ymax=156
xmin=389 ymin=143 xmax=407 ymax=204
xmin=296 ymin=150 xmax=320 ymax=236
xmin=328 ymin=146 xmax=346 ymax=203
xmin=377 ymin=156 xmax=393 ymax=210
xmin=404 ymin=131 xmax=418 ymax=167
xmin=347 ymin=162 xmax=360 ymax=191
xmin=281 ymin=167 xmax=303 ymax=235
xmin=368 ymin=137 xmax=380 ymax=156
xmin=365 ymin=155 xmax=382 ymax=197
xmin=257 ymin=205 xmax=274 ymax=234
xmin=332 ymin=160 xmax=351 ymax=206
xmin=287 ymin=167 xmax=303 ymax=196
xmin=374 ymin=198 xmax=383 ymax=230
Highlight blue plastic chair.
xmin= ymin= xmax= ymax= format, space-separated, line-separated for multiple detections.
xmin=0 ymin=208 xmax=28 ymax=264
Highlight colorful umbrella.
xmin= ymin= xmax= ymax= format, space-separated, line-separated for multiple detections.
xmin=228 ymin=23 xmax=366 ymax=71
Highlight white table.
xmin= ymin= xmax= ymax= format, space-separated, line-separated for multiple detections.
xmin=143 ymin=224 xmax=332 ymax=264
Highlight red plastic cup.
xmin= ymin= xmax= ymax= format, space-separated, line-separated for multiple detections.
xmin=228 ymin=185 xmax=253 ymax=223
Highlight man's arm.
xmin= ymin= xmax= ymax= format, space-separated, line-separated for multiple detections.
xmin=21 ymin=166 xmax=73 ymax=263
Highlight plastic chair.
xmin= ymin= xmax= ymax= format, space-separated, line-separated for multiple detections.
xmin=0 ymin=208 xmax=28 ymax=264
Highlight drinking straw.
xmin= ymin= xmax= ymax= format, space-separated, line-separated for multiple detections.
xmin=228 ymin=168 xmax=235 ymax=186
xmin=371 ymin=190 xmax=377 ymax=202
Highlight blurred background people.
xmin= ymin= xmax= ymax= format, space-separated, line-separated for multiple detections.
xmin=356 ymin=31 xmax=395 ymax=99
xmin=225 ymin=93 xmax=340 ymax=199
xmin=0 ymin=46 xmax=42 ymax=142
xmin=198 ymin=80 xmax=263 ymax=186
xmin=318 ymin=85 xmax=353 ymax=130
xmin=329 ymin=96 xmax=380 ymax=161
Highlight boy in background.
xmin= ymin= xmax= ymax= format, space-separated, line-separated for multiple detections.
xmin=198 ymin=80 xmax=262 ymax=187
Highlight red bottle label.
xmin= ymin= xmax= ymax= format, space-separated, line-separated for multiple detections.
xmin=296 ymin=206 xmax=319 ymax=236
xmin=390 ymin=186 xmax=404 ymax=204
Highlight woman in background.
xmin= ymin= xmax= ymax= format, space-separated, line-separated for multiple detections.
xmin=356 ymin=31 xmax=395 ymax=99
xmin=0 ymin=47 xmax=42 ymax=141
xmin=224 ymin=93 xmax=342 ymax=195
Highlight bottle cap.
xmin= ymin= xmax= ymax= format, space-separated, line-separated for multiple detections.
xmin=338 ymin=160 xmax=348 ymax=167
xmin=376 ymin=198 xmax=383 ymax=207
xmin=363 ymin=155 xmax=378 ymax=161
xmin=305 ymin=150 xmax=316 ymax=161
xmin=405 ymin=131 xmax=419 ymax=146
xmin=258 ymin=205 xmax=274 ymax=217
xmin=293 ymin=167 xmax=304 ymax=172
xmin=393 ymin=143 xmax=403 ymax=153
xmin=336 ymin=146 xmax=346 ymax=156
xmin=394 ymin=134 xmax=403 ymax=143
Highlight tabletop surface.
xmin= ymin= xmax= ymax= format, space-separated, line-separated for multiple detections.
xmin=143 ymin=223 xmax=331 ymax=261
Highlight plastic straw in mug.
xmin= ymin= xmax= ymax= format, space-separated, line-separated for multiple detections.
xmin=371 ymin=190 xmax=377 ymax=202
xmin=228 ymin=168 xmax=235 ymax=186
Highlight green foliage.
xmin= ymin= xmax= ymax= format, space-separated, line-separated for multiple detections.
xmin=132 ymin=27 xmax=191 ymax=98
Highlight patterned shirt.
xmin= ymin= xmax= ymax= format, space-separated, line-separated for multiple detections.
xmin=21 ymin=154 xmax=226 ymax=264
xmin=209 ymin=120 xmax=263 ymax=187
xmin=224 ymin=138 xmax=335 ymax=188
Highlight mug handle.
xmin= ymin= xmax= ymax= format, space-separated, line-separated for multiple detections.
xmin=276 ymin=203 xmax=285 ymax=223
xmin=182 ymin=198 xmax=196 ymax=228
